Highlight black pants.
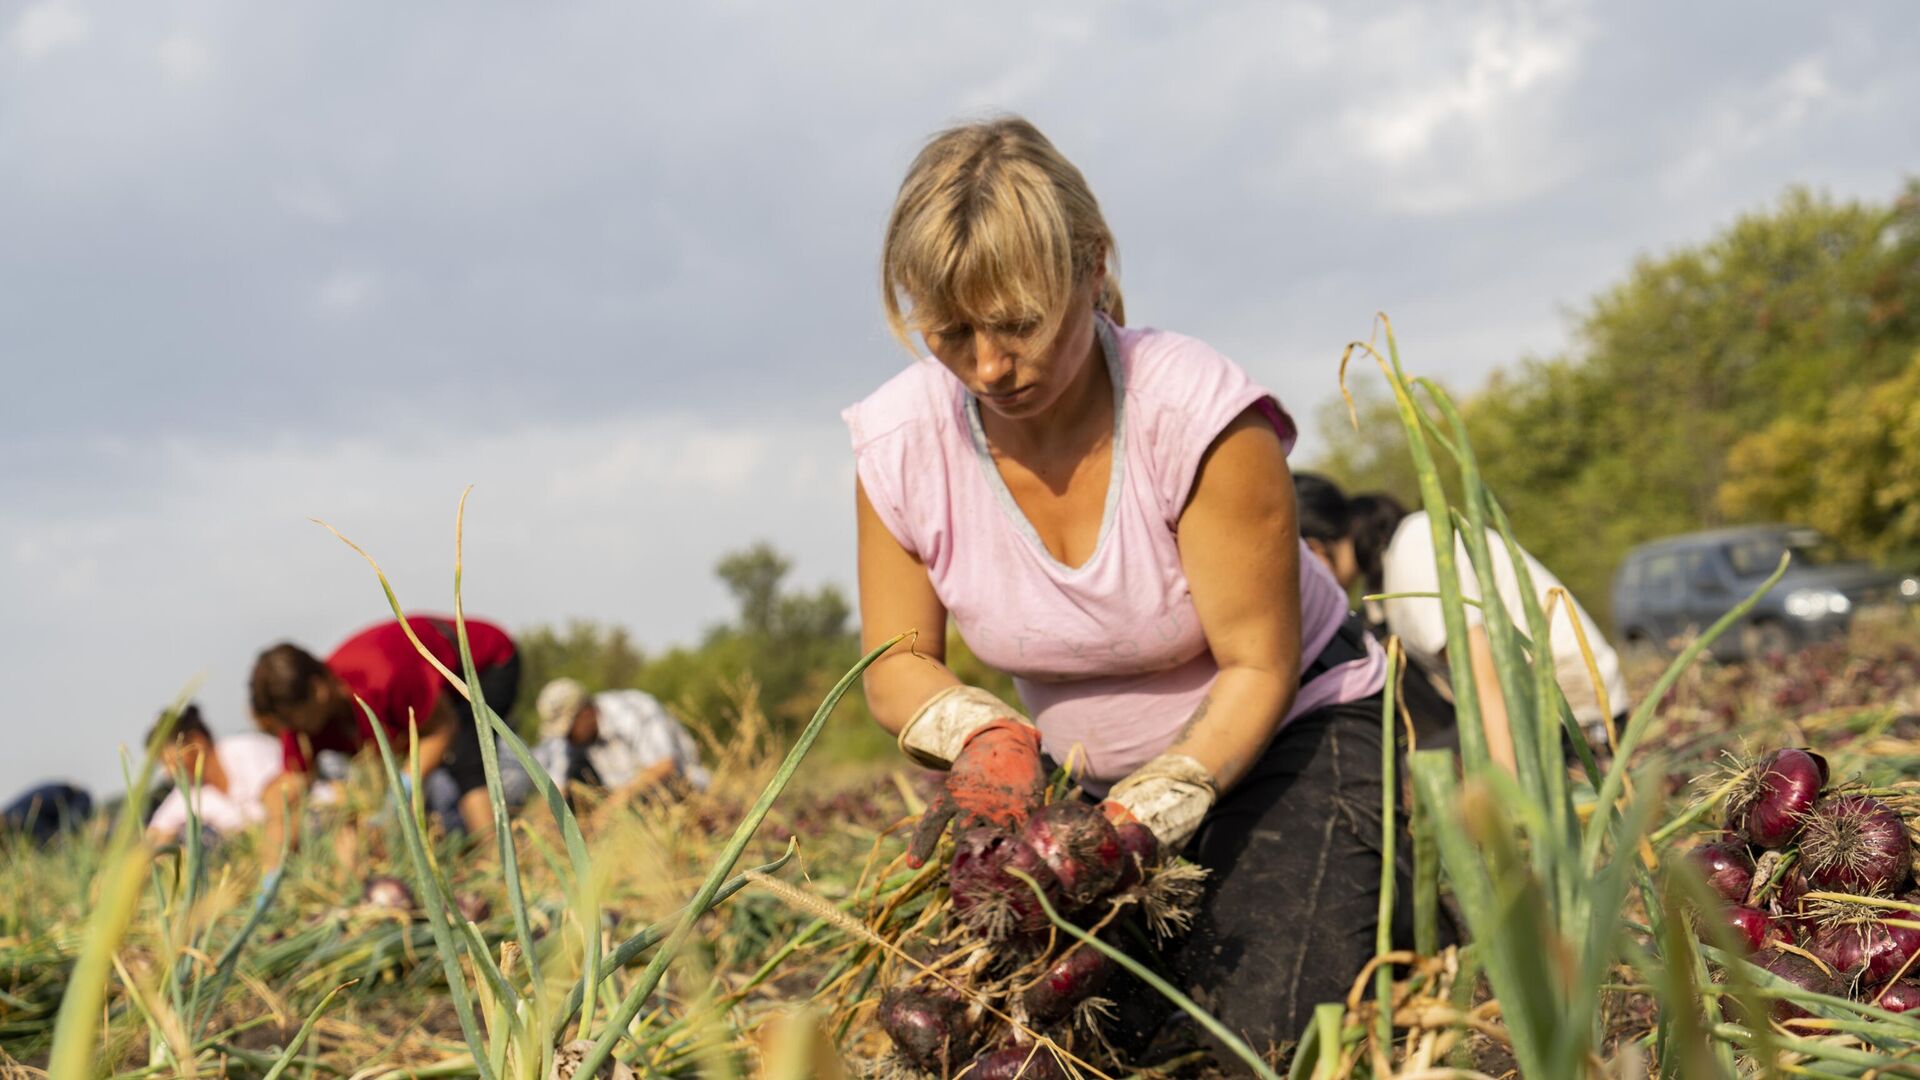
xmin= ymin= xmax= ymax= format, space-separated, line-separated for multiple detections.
xmin=1144 ymin=695 xmax=1447 ymax=1061
xmin=440 ymin=651 xmax=521 ymax=798
xmin=2 ymin=783 xmax=93 ymax=846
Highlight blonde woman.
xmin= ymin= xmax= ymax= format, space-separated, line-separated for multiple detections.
xmin=844 ymin=117 xmax=1426 ymax=1055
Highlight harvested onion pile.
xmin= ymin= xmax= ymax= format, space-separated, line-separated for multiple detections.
xmin=1687 ymin=747 xmax=1920 ymax=1017
xmin=874 ymin=800 xmax=1204 ymax=1077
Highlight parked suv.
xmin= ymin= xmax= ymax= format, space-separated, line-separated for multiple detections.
xmin=1612 ymin=525 xmax=1919 ymax=660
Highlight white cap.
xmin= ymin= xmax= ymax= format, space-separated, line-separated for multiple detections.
xmin=536 ymin=678 xmax=591 ymax=741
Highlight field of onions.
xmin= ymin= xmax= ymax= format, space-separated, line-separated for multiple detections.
xmin=7 ymin=328 xmax=1920 ymax=1079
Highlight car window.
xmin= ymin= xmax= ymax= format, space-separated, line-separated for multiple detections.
xmin=1724 ymin=530 xmax=1847 ymax=577
xmin=1643 ymin=552 xmax=1682 ymax=596
xmin=1685 ymin=550 xmax=1724 ymax=592
xmin=1618 ymin=558 xmax=1643 ymax=595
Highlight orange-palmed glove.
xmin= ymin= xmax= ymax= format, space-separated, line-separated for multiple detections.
xmin=900 ymin=688 xmax=1047 ymax=867
xmin=1097 ymin=752 xmax=1216 ymax=852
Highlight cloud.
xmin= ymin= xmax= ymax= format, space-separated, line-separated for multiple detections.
xmin=553 ymin=428 xmax=772 ymax=504
xmin=0 ymin=412 xmax=856 ymax=796
xmin=1663 ymin=55 xmax=1841 ymax=194
xmin=312 ymin=269 xmax=381 ymax=316
xmin=7 ymin=1 xmax=89 ymax=62
xmin=1330 ymin=3 xmax=1593 ymax=214
xmin=0 ymin=0 xmax=1915 ymax=799
xmin=155 ymin=31 xmax=210 ymax=83
xmin=274 ymin=180 xmax=350 ymax=226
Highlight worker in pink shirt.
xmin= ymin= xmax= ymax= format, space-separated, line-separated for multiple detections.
xmin=146 ymin=703 xmax=284 ymax=844
xmin=844 ymin=116 xmax=1432 ymax=1056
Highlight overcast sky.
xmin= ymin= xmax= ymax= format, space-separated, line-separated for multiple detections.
xmin=4 ymin=1 xmax=1916 ymax=799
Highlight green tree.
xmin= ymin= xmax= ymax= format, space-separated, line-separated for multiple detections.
xmin=1720 ymin=350 xmax=1920 ymax=563
xmin=516 ymin=542 xmax=1024 ymax=765
xmin=640 ymin=541 xmax=862 ymax=738
xmin=510 ymin=620 xmax=648 ymax=738
xmin=1305 ymin=378 xmax=1423 ymax=505
xmin=1321 ymin=180 xmax=1920 ymax=625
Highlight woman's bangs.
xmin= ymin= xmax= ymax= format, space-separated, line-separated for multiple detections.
xmin=941 ymin=203 xmax=1071 ymax=334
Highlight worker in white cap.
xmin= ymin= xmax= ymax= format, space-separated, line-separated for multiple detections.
xmin=532 ymin=678 xmax=712 ymax=795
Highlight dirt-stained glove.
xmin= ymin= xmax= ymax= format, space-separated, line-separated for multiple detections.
xmin=896 ymin=686 xmax=1029 ymax=769
xmin=901 ymin=688 xmax=1046 ymax=867
xmin=1098 ymin=753 xmax=1217 ymax=852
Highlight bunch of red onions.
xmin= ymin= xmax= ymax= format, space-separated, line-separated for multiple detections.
xmin=1685 ymin=746 xmax=1920 ymax=1018
xmin=879 ymin=799 xmax=1182 ymax=1076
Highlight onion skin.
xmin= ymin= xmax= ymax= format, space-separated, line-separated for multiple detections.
xmin=1749 ymin=947 xmax=1840 ymax=1021
xmin=1801 ymin=795 xmax=1913 ymax=896
xmin=877 ymin=987 xmax=976 ymax=1071
xmin=1875 ymin=980 xmax=1920 ymax=1013
xmin=1112 ymin=821 xmax=1159 ymax=893
xmin=1689 ymin=840 xmax=1757 ymax=904
xmin=1727 ymin=749 xmax=1828 ymax=849
xmin=454 ymin=892 xmax=491 ymax=924
xmin=1772 ymin=868 xmax=1815 ymax=930
xmin=362 ymin=875 xmax=416 ymax=911
xmin=1022 ymin=944 xmax=1117 ymax=1023
xmin=1723 ymin=906 xmax=1788 ymax=953
xmin=963 ymin=1046 xmax=1069 ymax=1080
xmin=1020 ymin=802 xmax=1124 ymax=907
xmin=1811 ymin=919 xmax=1920 ymax=984
xmin=950 ymin=828 xmax=1061 ymax=936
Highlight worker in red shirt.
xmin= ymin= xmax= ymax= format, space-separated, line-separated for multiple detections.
xmin=249 ymin=615 xmax=519 ymax=854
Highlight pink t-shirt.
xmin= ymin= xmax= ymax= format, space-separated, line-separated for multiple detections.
xmin=844 ymin=318 xmax=1385 ymax=791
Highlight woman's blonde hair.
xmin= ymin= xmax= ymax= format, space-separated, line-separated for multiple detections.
xmin=881 ymin=116 xmax=1122 ymax=356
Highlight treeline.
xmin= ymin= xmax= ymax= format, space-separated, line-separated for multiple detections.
xmin=1315 ymin=180 xmax=1920 ymax=624
xmin=511 ymin=542 xmax=1014 ymax=752
xmin=516 ymin=181 xmax=1920 ymax=740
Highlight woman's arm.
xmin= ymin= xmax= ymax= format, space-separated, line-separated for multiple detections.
xmin=260 ymin=770 xmax=308 ymax=868
xmin=1462 ymin=625 xmax=1517 ymax=773
xmin=411 ymin=695 xmax=460 ymax=776
xmin=856 ymin=477 xmax=961 ymax=733
xmin=1163 ymin=409 xmax=1304 ymax=792
xmin=859 ymin=476 xmax=1047 ymax=862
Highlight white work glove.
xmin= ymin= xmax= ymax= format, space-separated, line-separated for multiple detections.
xmin=1102 ymin=753 xmax=1217 ymax=851
xmin=896 ymin=685 xmax=1033 ymax=770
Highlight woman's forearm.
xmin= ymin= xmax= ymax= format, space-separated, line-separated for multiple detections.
xmin=412 ymin=697 xmax=461 ymax=775
xmin=1162 ymin=665 xmax=1294 ymax=791
xmin=1466 ymin=625 xmax=1516 ymax=774
xmin=860 ymin=650 xmax=964 ymax=735
xmin=261 ymin=771 xmax=308 ymax=868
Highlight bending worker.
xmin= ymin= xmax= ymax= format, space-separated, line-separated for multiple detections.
xmin=146 ymin=703 xmax=284 ymax=844
xmin=250 ymin=615 xmax=520 ymax=852
xmin=532 ymin=677 xmax=712 ymax=797
xmin=843 ymin=116 xmax=1413 ymax=1054
xmin=1294 ymin=474 xmax=1628 ymax=767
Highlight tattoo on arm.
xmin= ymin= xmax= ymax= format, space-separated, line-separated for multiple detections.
xmin=1174 ymin=694 xmax=1213 ymax=741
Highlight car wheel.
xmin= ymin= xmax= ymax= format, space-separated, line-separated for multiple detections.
xmin=1739 ymin=620 xmax=1794 ymax=662
xmin=1621 ymin=632 xmax=1663 ymax=669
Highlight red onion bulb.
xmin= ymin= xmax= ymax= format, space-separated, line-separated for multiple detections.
xmin=1111 ymin=821 xmax=1159 ymax=893
xmin=1689 ymin=840 xmax=1756 ymax=904
xmin=877 ymin=986 xmax=977 ymax=1071
xmin=1800 ymin=795 xmax=1912 ymax=896
xmin=1748 ymin=947 xmax=1839 ymax=1021
xmin=1021 ymin=944 xmax=1116 ymax=1023
xmin=963 ymin=1046 xmax=1068 ymax=1080
xmin=1875 ymin=979 xmax=1920 ymax=1014
xmin=949 ymin=828 xmax=1061 ymax=938
xmin=1726 ymin=748 xmax=1827 ymax=849
xmin=1811 ymin=917 xmax=1920 ymax=984
xmin=1723 ymin=905 xmax=1788 ymax=953
xmin=1020 ymin=802 xmax=1124 ymax=907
